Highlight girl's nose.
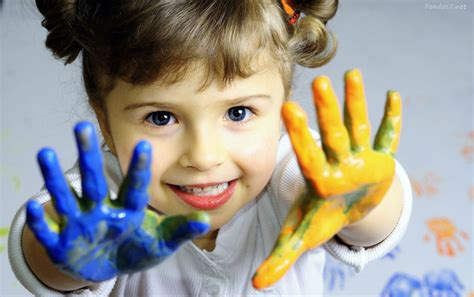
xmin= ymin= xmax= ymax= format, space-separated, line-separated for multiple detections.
xmin=178 ymin=128 xmax=225 ymax=171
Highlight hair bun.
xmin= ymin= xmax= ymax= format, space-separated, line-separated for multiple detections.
xmin=288 ymin=0 xmax=338 ymax=68
xmin=292 ymin=0 xmax=338 ymax=23
xmin=36 ymin=0 xmax=82 ymax=64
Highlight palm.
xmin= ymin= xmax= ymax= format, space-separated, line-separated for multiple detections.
xmin=26 ymin=122 xmax=210 ymax=282
xmin=252 ymin=69 xmax=402 ymax=289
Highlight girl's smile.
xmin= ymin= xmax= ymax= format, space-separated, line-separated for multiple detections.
xmin=167 ymin=179 xmax=238 ymax=210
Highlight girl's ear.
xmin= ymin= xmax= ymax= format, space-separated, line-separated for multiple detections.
xmin=91 ymin=102 xmax=117 ymax=155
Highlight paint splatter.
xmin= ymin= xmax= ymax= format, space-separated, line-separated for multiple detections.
xmin=0 ymin=165 xmax=22 ymax=193
xmin=404 ymin=96 xmax=412 ymax=107
xmin=0 ymin=227 xmax=9 ymax=253
xmin=469 ymin=186 xmax=474 ymax=201
xmin=460 ymin=130 xmax=474 ymax=162
xmin=12 ymin=175 xmax=21 ymax=192
xmin=381 ymin=269 xmax=465 ymax=297
xmin=0 ymin=128 xmax=11 ymax=142
xmin=410 ymin=172 xmax=441 ymax=198
xmin=382 ymin=245 xmax=401 ymax=260
xmin=323 ymin=254 xmax=355 ymax=292
xmin=423 ymin=218 xmax=469 ymax=257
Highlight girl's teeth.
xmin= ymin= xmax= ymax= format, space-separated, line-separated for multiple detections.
xmin=179 ymin=182 xmax=229 ymax=196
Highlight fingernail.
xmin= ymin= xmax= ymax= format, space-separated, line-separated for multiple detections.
xmin=135 ymin=141 xmax=151 ymax=169
xmin=75 ymin=121 xmax=94 ymax=150
xmin=37 ymin=148 xmax=55 ymax=165
xmin=344 ymin=68 xmax=361 ymax=80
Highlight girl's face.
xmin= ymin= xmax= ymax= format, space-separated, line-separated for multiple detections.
xmin=100 ymin=61 xmax=285 ymax=232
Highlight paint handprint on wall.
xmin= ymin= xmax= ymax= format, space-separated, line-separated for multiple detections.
xmin=423 ymin=218 xmax=469 ymax=257
xmin=323 ymin=255 xmax=355 ymax=292
xmin=410 ymin=172 xmax=441 ymax=198
xmin=382 ymin=245 xmax=401 ymax=260
xmin=423 ymin=269 xmax=464 ymax=297
xmin=381 ymin=269 xmax=465 ymax=297
xmin=381 ymin=272 xmax=422 ymax=297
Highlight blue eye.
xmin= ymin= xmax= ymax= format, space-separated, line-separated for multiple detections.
xmin=145 ymin=111 xmax=176 ymax=126
xmin=226 ymin=106 xmax=253 ymax=122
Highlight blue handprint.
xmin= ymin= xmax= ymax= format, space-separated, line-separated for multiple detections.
xmin=381 ymin=272 xmax=423 ymax=297
xmin=423 ymin=269 xmax=464 ymax=297
xmin=323 ymin=254 xmax=355 ymax=292
xmin=381 ymin=269 xmax=465 ymax=297
xmin=26 ymin=121 xmax=211 ymax=282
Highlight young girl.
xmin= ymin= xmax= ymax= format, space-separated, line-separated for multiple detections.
xmin=9 ymin=0 xmax=412 ymax=295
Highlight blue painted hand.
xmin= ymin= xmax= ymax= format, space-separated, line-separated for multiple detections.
xmin=26 ymin=121 xmax=210 ymax=282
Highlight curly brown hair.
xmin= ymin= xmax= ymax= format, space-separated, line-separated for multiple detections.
xmin=36 ymin=0 xmax=338 ymax=119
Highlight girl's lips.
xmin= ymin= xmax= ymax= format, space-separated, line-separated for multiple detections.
xmin=167 ymin=180 xmax=238 ymax=210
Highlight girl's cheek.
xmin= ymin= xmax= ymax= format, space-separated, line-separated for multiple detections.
xmin=230 ymin=132 xmax=278 ymax=173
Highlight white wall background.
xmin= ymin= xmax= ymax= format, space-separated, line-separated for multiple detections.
xmin=1 ymin=0 xmax=472 ymax=296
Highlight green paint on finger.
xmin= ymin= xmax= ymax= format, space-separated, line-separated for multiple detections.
xmin=342 ymin=186 xmax=369 ymax=214
xmin=374 ymin=119 xmax=395 ymax=153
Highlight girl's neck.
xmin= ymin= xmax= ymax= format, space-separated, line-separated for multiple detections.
xmin=192 ymin=229 xmax=219 ymax=252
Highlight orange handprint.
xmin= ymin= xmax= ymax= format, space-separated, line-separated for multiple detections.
xmin=252 ymin=69 xmax=402 ymax=289
xmin=410 ymin=172 xmax=441 ymax=198
xmin=424 ymin=217 xmax=469 ymax=257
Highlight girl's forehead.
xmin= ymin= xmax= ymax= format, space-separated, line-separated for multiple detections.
xmin=109 ymin=64 xmax=284 ymax=106
xmin=116 ymin=62 xmax=283 ymax=101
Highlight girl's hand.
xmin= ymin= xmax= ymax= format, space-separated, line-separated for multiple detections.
xmin=26 ymin=122 xmax=210 ymax=282
xmin=252 ymin=69 xmax=402 ymax=289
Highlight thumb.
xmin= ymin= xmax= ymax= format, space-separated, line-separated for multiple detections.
xmin=157 ymin=212 xmax=211 ymax=251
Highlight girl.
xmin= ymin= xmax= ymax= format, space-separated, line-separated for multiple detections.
xmin=9 ymin=0 xmax=412 ymax=296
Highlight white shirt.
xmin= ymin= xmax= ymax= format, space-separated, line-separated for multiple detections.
xmin=8 ymin=131 xmax=413 ymax=296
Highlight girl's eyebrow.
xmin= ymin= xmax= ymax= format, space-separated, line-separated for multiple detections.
xmin=123 ymin=94 xmax=271 ymax=111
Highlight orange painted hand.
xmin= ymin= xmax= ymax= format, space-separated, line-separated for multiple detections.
xmin=252 ymin=69 xmax=403 ymax=289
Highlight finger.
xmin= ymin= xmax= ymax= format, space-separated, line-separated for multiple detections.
xmin=37 ymin=148 xmax=80 ymax=218
xmin=157 ymin=212 xmax=210 ymax=251
xmin=253 ymin=195 xmax=349 ymax=289
xmin=26 ymin=200 xmax=59 ymax=250
xmin=282 ymin=101 xmax=327 ymax=187
xmin=252 ymin=232 xmax=306 ymax=289
xmin=373 ymin=90 xmax=402 ymax=156
xmin=275 ymin=194 xmax=305 ymax=243
xmin=74 ymin=121 xmax=109 ymax=205
xmin=312 ymin=76 xmax=351 ymax=163
xmin=343 ymin=69 xmax=371 ymax=152
xmin=252 ymin=195 xmax=308 ymax=289
xmin=121 ymin=140 xmax=152 ymax=211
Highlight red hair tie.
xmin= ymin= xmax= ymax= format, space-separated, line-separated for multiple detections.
xmin=281 ymin=0 xmax=301 ymax=25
